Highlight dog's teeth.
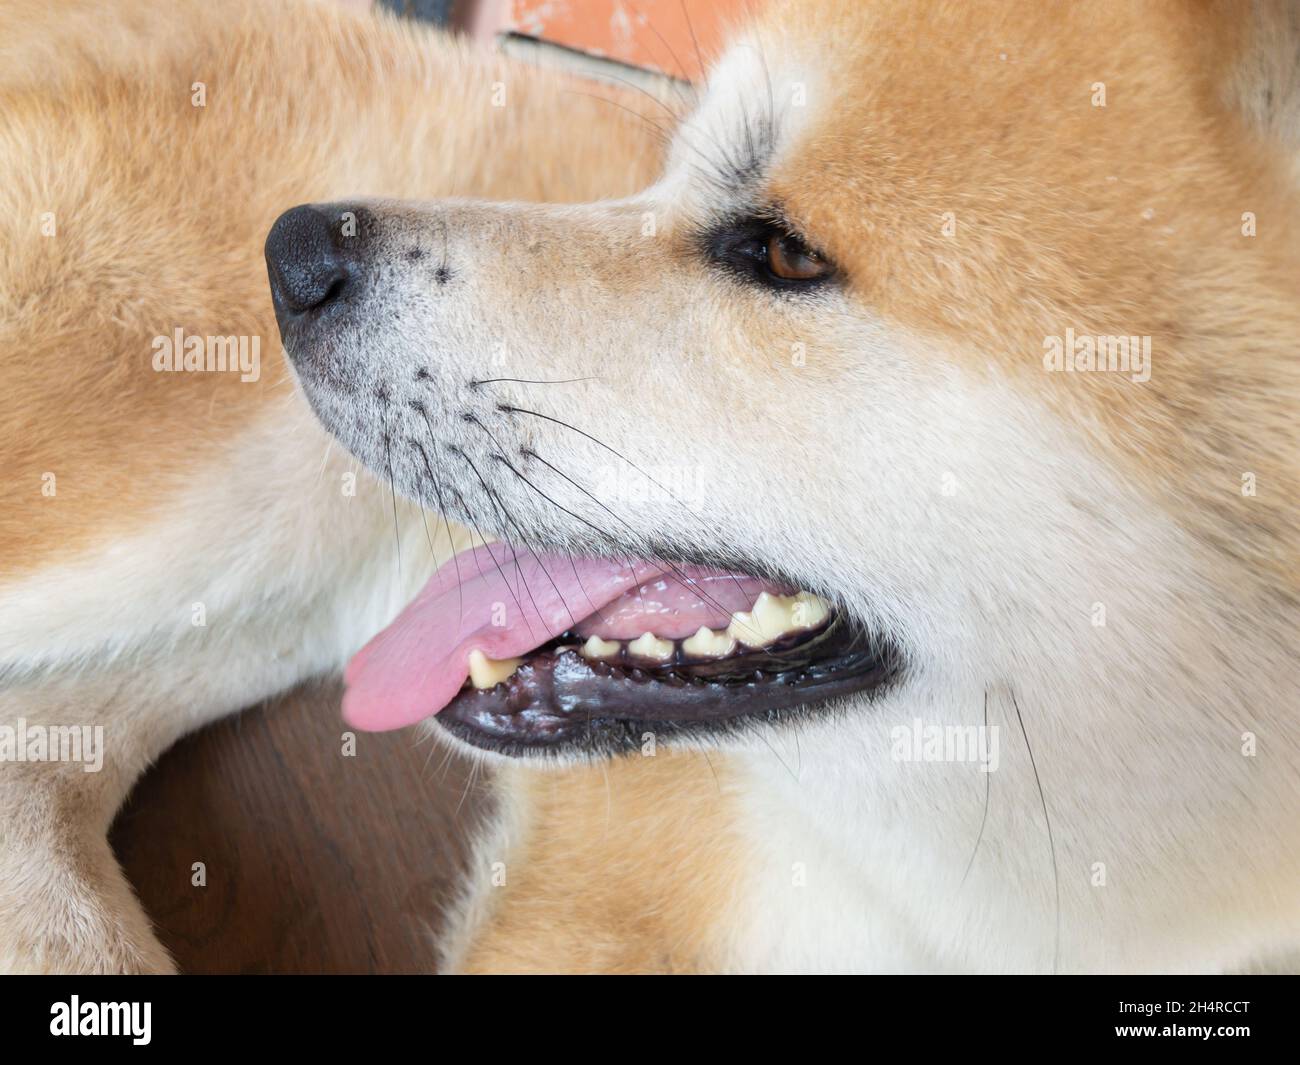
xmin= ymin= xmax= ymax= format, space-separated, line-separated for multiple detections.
xmin=467 ymin=649 xmax=522 ymax=689
xmin=580 ymin=635 xmax=622 ymax=661
xmin=730 ymin=595 xmax=793 ymax=647
xmin=731 ymin=591 xmax=830 ymax=647
xmin=682 ymin=625 xmax=737 ymax=658
xmin=792 ymin=591 xmax=831 ymax=629
xmin=728 ymin=610 xmax=765 ymax=647
xmin=752 ymin=591 xmax=801 ymax=636
xmin=627 ymin=631 xmax=674 ymax=662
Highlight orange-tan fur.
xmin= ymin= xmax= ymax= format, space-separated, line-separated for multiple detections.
xmin=0 ymin=0 xmax=658 ymax=574
xmin=764 ymin=0 xmax=1300 ymax=588
xmin=453 ymin=754 xmax=748 ymax=974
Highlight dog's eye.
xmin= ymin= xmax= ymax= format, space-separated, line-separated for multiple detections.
xmin=765 ymin=233 xmax=830 ymax=282
xmin=707 ymin=217 xmax=835 ymax=291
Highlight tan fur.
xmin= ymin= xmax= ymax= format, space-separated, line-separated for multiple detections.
xmin=0 ymin=0 xmax=659 ymax=575
xmin=457 ymin=753 xmax=747 ymax=974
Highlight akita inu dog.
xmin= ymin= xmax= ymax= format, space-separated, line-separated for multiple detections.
xmin=3 ymin=0 xmax=1298 ymax=974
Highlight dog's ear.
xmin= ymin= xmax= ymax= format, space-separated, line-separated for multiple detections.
xmin=1216 ymin=0 xmax=1300 ymax=167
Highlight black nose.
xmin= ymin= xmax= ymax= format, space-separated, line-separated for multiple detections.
xmin=265 ymin=204 xmax=358 ymax=316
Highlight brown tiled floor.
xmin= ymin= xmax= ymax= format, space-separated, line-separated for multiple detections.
xmin=110 ymin=680 xmax=488 ymax=973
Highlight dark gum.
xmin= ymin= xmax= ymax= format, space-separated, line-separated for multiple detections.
xmin=438 ymin=615 xmax=899 ymax=750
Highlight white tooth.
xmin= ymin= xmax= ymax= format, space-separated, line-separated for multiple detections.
xmin=627 ymin=631 xmax=674 ymax=662
xmin=727 ymin=610 xmax=769 ymax=648
xmin=682 ymin=625 xmax=737 ymax=658
xmin=792 ymin=591 xmax=830 ymax=629
xmin=580 ymin=635 xmax=622 ymax=660
xmin=751 ymin=591 xmax=800 ymax=637
xmin=467 ymin=649 xmax=522 ymax=689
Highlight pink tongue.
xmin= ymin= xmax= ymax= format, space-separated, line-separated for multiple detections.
xmin=342 ymin=544 xmax=766 ymax=732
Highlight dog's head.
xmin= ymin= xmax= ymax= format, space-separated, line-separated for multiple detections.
xmin=266 ymin=0 xmax=1298 ymax=782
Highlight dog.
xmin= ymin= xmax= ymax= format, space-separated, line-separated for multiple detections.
xmin=4 ymin=0 xmax=1299 ymax=973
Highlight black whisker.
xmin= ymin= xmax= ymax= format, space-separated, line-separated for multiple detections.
xmin=518 ymin=443 xmax=770 ymax=646
xmin=377 ymin=397 xmax=404 ymax=578
xmin=449 ymin=446 xmax=541 ymax=639
xmin=462 ymin=418 xmax=609 ymax=628
xmin=455 ymin=431 xmax=581 ymax=631
xmin=470 ymin=376 xmax=602 ymax=387
xmin=491 ymin=447 xmax=779 ymax=656
xmin=409 ymin=433 xmax=465 ymax=629
xmin=440 ymin=480 xmax=491 ymax=582
xmin=680 ymin=0 xmax=708 ymax=84
xmin=564 ymin=90 xmax=676 ymax=149
xmin=519 ymin=446 xmax=741 ymax=622
xmin=582 ymin=65 xmax=690 ymax=125
xmin=1010 ymin=686 xmax=1060 ymax=973
xmin=423 ymin=434 xmax=531 ymax=633
xmin=636 ymin=16 xmax=701 ymax=112
xmin=499 ymin=404 xmax=727 ymax=538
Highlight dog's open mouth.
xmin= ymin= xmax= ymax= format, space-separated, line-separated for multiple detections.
xmin=343 ymin=543 xmax=897 ymax=752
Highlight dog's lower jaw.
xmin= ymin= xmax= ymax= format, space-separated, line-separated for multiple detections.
xmin=441 ymin=632 xmax=1300 ymax=975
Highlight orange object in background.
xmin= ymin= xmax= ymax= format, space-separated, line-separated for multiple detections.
xmin=506 ymin=0 xmax=751 ymax=77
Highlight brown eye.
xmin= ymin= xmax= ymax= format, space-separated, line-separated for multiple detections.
xmin=766 ymin=233 xmax=830 ymax=281
xmin=707 ymin=216 xmax=835 ymax=291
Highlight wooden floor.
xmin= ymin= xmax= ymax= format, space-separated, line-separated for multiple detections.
xmin=109 ymin=679 xmax=490 ymax=974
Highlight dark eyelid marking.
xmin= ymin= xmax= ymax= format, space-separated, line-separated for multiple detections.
xmin=699 ymin=208 xmax=836 ymax=293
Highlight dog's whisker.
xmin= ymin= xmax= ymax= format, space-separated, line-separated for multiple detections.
xmin=633 ymin=17 xmax=700 ymax=112
xmin=517 ymin=445 xmax=736 ymax=619
xmin=379 ymin=397 xmax=403 ymax=579
xmin=501 ymin=403 xmax=757 ymax=613
xmin=455 ymin=435 xmax=580 ymax=632
xmin=678 ymin=0 xmax=709 ymax=85
xmin=563 ymin=90 xmax=675 ymax=150
xmin=516 ymin=445 xmax=779 ymax=654
xmin=461 ymin=417 xmax=591 ymax=629
xmin=409 ymin=410 xmax=467 ymax=629
xmin=437 ymin=448 xmax=532 ymax=634
xmin=469 ymin=376 xmax=602 ymax=387
xmin=1010 ymin=687 xmax=1060 ymax=974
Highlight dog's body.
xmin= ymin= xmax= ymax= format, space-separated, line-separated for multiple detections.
xmin=3 ymin=0 xmax=1298 ymax=974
